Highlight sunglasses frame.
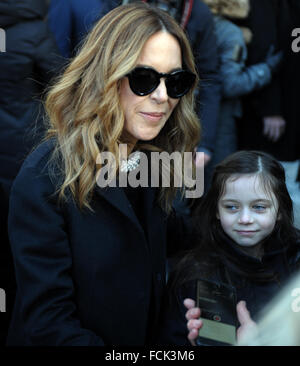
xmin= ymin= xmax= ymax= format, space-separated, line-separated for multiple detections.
xmin=126 ymin=66 xmax=196 ymax=99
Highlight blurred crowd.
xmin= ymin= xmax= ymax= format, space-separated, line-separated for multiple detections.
xmin=0 ymin=0 xmax=299 ymax=346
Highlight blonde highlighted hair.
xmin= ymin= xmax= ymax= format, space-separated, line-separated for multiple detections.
xmin=45 ymin=2 xmax=200 ymax=212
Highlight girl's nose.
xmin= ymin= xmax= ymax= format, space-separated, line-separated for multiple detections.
xmin=238 ymin=209 xmax=254 ymax=224
xmin=150 ymin=79 xmax=168 ymax=103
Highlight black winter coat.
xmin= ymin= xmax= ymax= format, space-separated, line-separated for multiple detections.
xmin=158 ymin=234 xmax=300 ymax=345
xmin=0 ymin=0 xmax=61 ymax=194
xmin=7 ymin=140 xmax=192 ymax=346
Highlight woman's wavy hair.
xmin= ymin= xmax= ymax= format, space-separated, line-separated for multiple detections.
xmin=171 ymin=150 xmax=299 ymax=287
xmin=44 ymin=2 xmax=200 ymax=212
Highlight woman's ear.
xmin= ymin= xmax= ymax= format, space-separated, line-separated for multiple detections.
xmin=216 ymin=211 xmax=220 ymax=220
xmin=277 ymin=211 xmax=282 ymax=221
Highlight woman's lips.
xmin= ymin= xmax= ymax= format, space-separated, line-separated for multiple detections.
xmin=140 ymin=112 xmax=165 ymax=122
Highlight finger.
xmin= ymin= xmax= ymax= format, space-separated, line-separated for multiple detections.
xmin=236 ymin=301 xmax=252 ymax=326
xmin=187 ymin=328 xmax=199 ymax=346
xmin=185 ymin=307 xmax=201 ymax=321
xmin=268 ymin=125 xmax=277 ymax=141
xmin=187 ymin=318 xmax=202 ymax=331
xmin=270 ymin=125 xmax=278 ymax=142
xmin=183 ymin=298 xmax=195 ymax=310
xmin=187 ymin=319 xmax=203 ymax=346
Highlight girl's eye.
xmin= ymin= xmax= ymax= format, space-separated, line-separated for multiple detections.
xmin=253 ymin=205 xmax=266 ymax=211
xmin=225 ymin=205 xmax=238 ymax=211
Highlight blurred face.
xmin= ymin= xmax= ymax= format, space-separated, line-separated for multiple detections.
xmin=217 ymin=174 xmax=279 ymax=257
xmin=119 ymin=31 xmax=181 ymax=146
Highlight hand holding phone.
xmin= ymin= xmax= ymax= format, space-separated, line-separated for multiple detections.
xmin=195 ymin=279 xmax=237 ymax=346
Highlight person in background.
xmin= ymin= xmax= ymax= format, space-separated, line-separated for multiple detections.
xmin=7 ymin=3 xmax=200 ymax=346
xmin=235 ymin=0 xmax=288 ymax=157
xmin=48 ymin=0 xmax=104 ymax=59
xmin=0 ymin=0 xmax=61 ymax=345
xmin=158 ymin=150 xmax=300 ymax=345
xmin=201 ymin=0 xmax=282 ymax=187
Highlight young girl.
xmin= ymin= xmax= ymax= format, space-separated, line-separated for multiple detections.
xmin=158 ymin=150 xmax=300 ymax=345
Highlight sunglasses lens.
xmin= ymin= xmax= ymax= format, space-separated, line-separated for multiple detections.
xmin=128 ymin=68 xmax=158 ymax=96
xmin=127 ymin=68 xmax=196 ymax=98
xmin=166 ymin=71 xmax=196 ymax=98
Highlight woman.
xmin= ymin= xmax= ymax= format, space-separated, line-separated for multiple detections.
xmin=7 ymin=3 xmax=200 ymax=346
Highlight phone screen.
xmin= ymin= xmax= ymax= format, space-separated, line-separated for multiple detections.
xmin=196 ymin=279 xmax=237 ymax=346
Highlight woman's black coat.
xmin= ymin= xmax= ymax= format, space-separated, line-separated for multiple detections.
xmin=7 ymin=140 xmax=191 ymax=346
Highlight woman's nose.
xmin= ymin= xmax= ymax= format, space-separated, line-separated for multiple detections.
xmin=150 ymin=79 xmax=168 ymax=103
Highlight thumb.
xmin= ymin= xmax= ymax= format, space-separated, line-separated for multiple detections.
xmin=237 ymin=300 xmax=252 ymax=325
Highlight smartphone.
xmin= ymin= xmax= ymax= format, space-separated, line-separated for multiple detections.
xmin=195 ymin=278 xmax=237 ymax=346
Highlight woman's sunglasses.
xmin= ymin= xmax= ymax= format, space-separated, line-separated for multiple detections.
xmin=126 ymin=66 xmax=196 ymax=99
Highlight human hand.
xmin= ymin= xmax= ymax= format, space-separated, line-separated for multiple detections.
xmin=263 ymin=115 xmax=286 ymax=142
xmin=184 ymin=298 xmax=203 ymax=346
xmin=264 ymin=45 xmax=283 ymax=74
xmin=236 ymin=300 xmax=258 ymax=344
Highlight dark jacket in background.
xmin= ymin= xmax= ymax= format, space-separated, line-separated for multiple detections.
xmin=158 ymin=234 xmax=300 ymax=345
xmin=236 ymin=0 xmax=295 ymax=161
xmin=49 ymin=0 xmax=221 ymax=156
xmin=0 ymin=0 xmax=61 ymax=195
xmin=48 ymin=0 xmax=104 ymax=58
xmin=0 ymin=0 xmax=61 ymax=346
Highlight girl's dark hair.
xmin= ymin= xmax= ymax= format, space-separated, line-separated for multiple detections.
xmin=171 ymin=150 xmax=299 ymax=288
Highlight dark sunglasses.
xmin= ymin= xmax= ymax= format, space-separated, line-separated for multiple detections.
xmin=126 ymin=66 xmax=196 ymax=99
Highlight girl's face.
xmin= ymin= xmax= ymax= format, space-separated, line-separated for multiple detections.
xmin=217 ymin=174 xmax=279 ymax=257
xmin=119 ymin=31 xmax=181 ymax=146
